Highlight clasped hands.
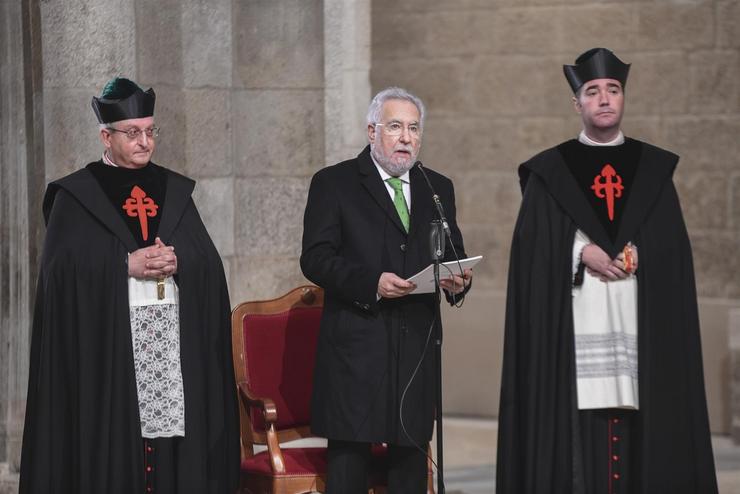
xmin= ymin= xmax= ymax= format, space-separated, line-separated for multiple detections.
xmin=582 ymin=243 xmax=637 ymax=282
xmin=378 ymin=269 xmax=473 ymax=299
xmin=127 ymin=237 xmax=178 ymax=279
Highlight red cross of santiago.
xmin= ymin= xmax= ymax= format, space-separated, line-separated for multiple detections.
xmin=591 ymin=164 xmax=623 ymax=222
xmin=122 ymin=185 xmax=159 ymax=241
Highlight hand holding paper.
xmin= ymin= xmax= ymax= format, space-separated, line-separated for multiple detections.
xmin=406 ymin=255 xmax=483 ymax=294
xmin=378 ymin=272 xmax=416 ymax=298
xmin=439 ymin=268 xmax=473 ymax=294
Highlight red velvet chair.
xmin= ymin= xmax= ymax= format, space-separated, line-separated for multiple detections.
xmin=231 ymin=285 xmax=434 ymax=494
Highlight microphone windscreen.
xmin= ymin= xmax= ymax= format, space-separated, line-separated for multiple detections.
xmin=429 ymin=220 xmax=445 ymax=260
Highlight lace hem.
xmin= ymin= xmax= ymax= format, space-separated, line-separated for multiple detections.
xmin=130 ymin=303 xmax=185 ymax=437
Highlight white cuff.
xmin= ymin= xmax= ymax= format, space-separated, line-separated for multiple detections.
xmin=572 ymin=229 xmax=590 ymax=278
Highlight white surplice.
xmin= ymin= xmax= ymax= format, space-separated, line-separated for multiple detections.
xmin=572 ymin=130 xmax=639 ymax=410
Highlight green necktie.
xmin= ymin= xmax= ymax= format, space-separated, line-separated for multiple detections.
xmin=386 ymin=177 xmax=410 ymax=233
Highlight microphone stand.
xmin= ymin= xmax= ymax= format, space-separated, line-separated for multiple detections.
xmin=418 ymin=161 xmax=460 ymax=494
xmin=430 ymin=219 xmax=445 ymax=494
xmin=416 ymin=161 xmax=452 ymax=494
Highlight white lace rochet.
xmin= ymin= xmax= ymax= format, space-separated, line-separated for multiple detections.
xmin=129 ymin=300 xmax=186 ymax=438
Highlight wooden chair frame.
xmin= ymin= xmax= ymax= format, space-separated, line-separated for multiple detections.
xmin=231 ymin=285 xmax=435 ymax=494
xmin=231 ymin=285 xmax=325 ymax=493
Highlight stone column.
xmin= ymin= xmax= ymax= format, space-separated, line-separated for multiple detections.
xmin=324 ymin=0 xmax=372 ymax=166
xmin=229 ymin=0 xmax=325 ymax=304
xmin=40 ymin=0 xmax=137 ymax=182
xmin=0 ymin=0 xmax=45 ymax=491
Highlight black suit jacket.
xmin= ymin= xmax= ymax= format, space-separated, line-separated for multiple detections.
xmin=300 ymin=146 xmax=468 ymax=445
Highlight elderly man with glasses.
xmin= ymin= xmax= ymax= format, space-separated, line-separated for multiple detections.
xmin=20 ymin=77 xmax=239 ymax=494
xmin=301 ymin=87 xmax=473 ymax=493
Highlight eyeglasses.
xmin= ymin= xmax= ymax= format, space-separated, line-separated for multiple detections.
xmin=375 ymin=122 xmax=421 ymax=138
xmin=107 ymin=126 xmax=160 ymax=140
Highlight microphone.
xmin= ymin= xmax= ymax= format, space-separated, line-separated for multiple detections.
xmin=429 ymin=220 xmax=445 ymax=261
xmin=415 ymin=161 xmax=451 ymax=237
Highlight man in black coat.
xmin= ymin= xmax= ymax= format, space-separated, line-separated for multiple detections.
xmin=301 ymin=87 xmax=472 ymax=493
xmin=496 ymin=48 xmax=718 ymax=493
xmin=20 ymin=78 xmax=239 ymax=493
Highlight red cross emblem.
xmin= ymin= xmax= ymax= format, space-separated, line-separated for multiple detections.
xmin=591 ymin=164 xmax=623 ymax=222
xmin=122 ymin=185 xmax=158 ymax=241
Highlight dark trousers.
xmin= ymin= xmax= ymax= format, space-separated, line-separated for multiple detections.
xmin=326 ymin=439 xmax=428 ymax=494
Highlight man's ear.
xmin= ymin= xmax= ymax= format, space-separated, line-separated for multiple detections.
xmin=572 ymin=96 xmax=582 ymax=115
xmin=367 ymin=124 xmax=376 ymax=144
xmin=100 ymin=128 xmax=111 ymax=147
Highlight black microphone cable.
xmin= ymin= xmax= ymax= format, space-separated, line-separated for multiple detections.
xmin=398 ymin=312 xmax=440 ymax=474
xmin=396 ymin=161 xmax=471 ymax=490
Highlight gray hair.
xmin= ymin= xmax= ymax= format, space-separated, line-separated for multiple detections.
xmin=366 ymin=87 xmax=426 ymax=129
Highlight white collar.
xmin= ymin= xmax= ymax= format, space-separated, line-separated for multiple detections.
xmin=102 ymin=151 xmax=120 ymax=167
xmin=578 ymin=130 xmax=625 ymax=146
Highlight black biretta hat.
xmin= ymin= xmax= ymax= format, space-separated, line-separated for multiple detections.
xmin=563 ymin=48 xmax=630 ymax=93
xmin=91 ymin=77 xmax=156 ymax=124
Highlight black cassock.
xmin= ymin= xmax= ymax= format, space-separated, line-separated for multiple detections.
xmin=301 ymin=146 xmax=469 ymax=446
xmin=496 ymin=140 xmax=718 ymax=493
xmin=20 ymin=163 xmax=239 ymax=494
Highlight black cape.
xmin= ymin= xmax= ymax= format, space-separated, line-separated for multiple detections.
xmin=20 ymin=164 xmax=240 ymax=493
xmin=496 ymin=140 xmax=718 ymax=493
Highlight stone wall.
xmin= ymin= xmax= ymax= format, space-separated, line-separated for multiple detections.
xmin=324 ymin=0 xmax=372 ymax=167
xmin=732 ymin=309 xmax=740 ymax=442
xmin=371 ymin=0 xmax=740 ymax=433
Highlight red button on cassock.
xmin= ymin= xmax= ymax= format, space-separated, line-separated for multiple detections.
xmin=612 ymin=455 xmax=619 ymax=461
xmin=612 ymin=418 xmax=620 ymax=424
xmin=146 ymin=466 xmax=152 ymax=473
xmin=147 ymin=446 xmax=153 ymax=453
xmin=613 ymin=473 xmax=620 ymax=480
xmin=612 ymin=436 xmax=619 ymax=442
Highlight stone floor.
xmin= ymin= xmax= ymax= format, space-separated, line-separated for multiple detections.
xmin=0 ymin=464 xmax=18 ymax=494
xmin=1 ymin=417 xmax=737 ymax=493
xmin=438 ymin=417 xmax=740 ymax=494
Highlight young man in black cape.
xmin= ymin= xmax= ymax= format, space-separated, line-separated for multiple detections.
xmin=496 ymin=48 xmax=718 ymax=493
xmin=19 ymin=78 xmax=239 ymax=493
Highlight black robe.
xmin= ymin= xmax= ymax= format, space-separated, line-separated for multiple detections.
xmin=496 ymin=140 xmax=718 ymax=493
xmin=19 ymin=164 xmax=240 ymax=494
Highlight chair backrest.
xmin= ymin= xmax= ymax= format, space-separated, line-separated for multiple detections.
xmin=231 ymin=285 xmax=324 ymax=448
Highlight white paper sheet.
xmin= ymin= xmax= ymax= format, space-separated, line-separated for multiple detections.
xmin=405 ymin=255 xmax=483 ymax=294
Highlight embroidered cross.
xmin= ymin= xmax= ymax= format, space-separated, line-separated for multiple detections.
xmin=122 ymin=185 xmax=159 ymax=241
xmin=591 ymin=164 xmax=624 ymax=221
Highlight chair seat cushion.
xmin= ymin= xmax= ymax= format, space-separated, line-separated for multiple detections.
xmin=241 ymin=447 xmax=327 ymax=477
